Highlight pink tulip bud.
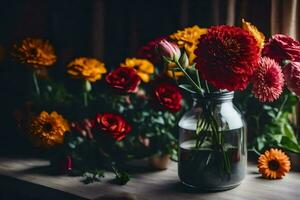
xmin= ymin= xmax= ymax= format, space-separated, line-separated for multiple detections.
xmin=156 ymin=39 xmax=181 ymax=62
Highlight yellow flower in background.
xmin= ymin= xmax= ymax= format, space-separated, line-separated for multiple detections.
xmin=30 ymin=111 xmax=70 ymax=148
xmin=242 ymin=19 xmax=265 ymax=51
xmin=170 ymin=25 xmax=207 ymax=63
xmin=258 ymin=148 xmax=291 ymax=179
xmin=120 ymin=58 xmax=155 ymax=83
xmin=166 ymin=62 xmax=184 ymax=79
xmin=67 ymin=57 xmax=107 ymax=82
xmin=12 ymin=38 xmax=56 ymax=68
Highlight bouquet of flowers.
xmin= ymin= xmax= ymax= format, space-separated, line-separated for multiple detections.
xmin=151 ymin=19 xmax=299 ymax=186
xmin=12 ymin=38 xmax=185 ymax=184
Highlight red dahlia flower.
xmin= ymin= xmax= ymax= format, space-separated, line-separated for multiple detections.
xmin=282 ymin=61 xmax=300 ymax=96
xmin=95 ymin=113 xmax=131 ymax=141
xmin=153 ymin=83 xmax=182 ymax=112
xmin=106 ymin=67 xmax=141 ymax=93
xmin=195 ymin=25 xmax=260 ymax=91
xmin=262 ymin=34 xmax=300 ymax=65
xmin=137 ymin=36 xmax=167 ymax=64
xmin=251 ymin=57 xmax=284 ymax=102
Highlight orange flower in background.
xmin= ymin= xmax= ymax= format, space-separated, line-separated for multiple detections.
xmin=258 ymin=148 xmax=291 ymax=179
xmin=120 ymin=58 xmax=154 ymax=83
xmin=12 ymin=38 xmax=56 ymax=68
xmin=170 ymin=25 xmax=207 ymax=63
xmin=30 ymin=111 xmax=70 ymax=148
xmin=166 ymin=62 xmax=184 ymax=79
xmin=242 ymin=19 xmax=265 ymax=51
xmin=67 ymin=57 xmax=107 ymax=82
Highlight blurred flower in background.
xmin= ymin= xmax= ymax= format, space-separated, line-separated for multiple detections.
xmin=170 ymin=25 xmax=207 ymax=63
xmin=120 ymin=58 xmax=154 ymax=83
xmin=67 ymin=57 xmax=107 ymax=82
xmin=29 ymin=111 xmax=69 ymax=148
xmin=12 ymin=38 xmax=56 ymax=68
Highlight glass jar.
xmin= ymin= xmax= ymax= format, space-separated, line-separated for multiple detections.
xmin=178 ymin=92 xmax=247 ymax=191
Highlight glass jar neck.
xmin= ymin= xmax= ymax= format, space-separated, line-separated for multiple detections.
xmin=192 ymin=91 xmax=234 ymax=106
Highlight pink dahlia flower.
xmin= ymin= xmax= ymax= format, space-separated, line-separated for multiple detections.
xmin=283 ymin=61 xmax=300 ymax=96
xmin=252 ymin=57 xmax=284 ymax=102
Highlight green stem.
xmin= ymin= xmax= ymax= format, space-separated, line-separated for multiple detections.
xmin=205 ymin=81 xmax=210 ymax=93
xmin=275 ymin=94 xmax=288 ymax=120
xmin=83 ymin=92 xmax=88 ymax=107
xmin=32 ymin=71 xmax=40 ymax=97
xmin=175 ymin=61 xmax=203 ymax=94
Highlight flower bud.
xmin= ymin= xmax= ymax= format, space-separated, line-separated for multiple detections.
xmin=156 ymin=39 xmax=181 ymax=62
xmin=63 ymin=156 xmax=73 ymax=172
xmin=83 ymin=80 xmax=92 ymax=92
xmin=179 ymin=51 xmax=189 ymax=68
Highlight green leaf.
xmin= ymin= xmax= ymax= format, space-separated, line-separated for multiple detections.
xmin=114 ymin=171 xmax=130 ymax=185
xmin=281 ymin=122 xmax=298 ymax=144
xmin=280 ymin=136 xmax=300 ymax=153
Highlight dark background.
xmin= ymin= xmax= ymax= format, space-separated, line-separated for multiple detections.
xmin=0 ymin=0 xmax=271 ymax=153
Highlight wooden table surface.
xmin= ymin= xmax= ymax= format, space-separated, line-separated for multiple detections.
xmin=0 ymin=157 xmax=299 ymax=200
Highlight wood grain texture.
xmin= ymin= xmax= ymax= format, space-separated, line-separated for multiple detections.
xmin=0 ymin=157 xmax=299 ymax=200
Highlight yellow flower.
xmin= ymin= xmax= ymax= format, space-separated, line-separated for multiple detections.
xmin=166 ymin=62 xmax=184 ymax=79
xmin=67 ymin=57 xmax=107 ymax=82
xmin=258 ymin=148 xmax=291 ymax=179
xmin=30 ymin=111 xmax=70 ymax=148
xmin=12 ymin=38 xmax=56 ymax=68
xmin=242 ymin=19 xmax=265 ymax=51
xmin=120 ymin=58 xmax=155 ymax=83
xmin=170 ymin=25 xmax=207 ymax=63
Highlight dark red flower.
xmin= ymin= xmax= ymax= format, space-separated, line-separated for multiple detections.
xmin=70 ymin=118 xmax=95 ymax=139
xmin=283 ymin=61 xmax=300 ymax=96
xmin=153 ymin=83 xmax=182 ymax=112
xmin=251 ymin=57 xmax=284 ymax=102
xmin=195 ymin=25 xmax=260 ymax=91
xmin=106 ymin=67 xmax=141 ymax=93
xmin=262 ymin=34 xmax=300 ymax=65
xmin=137 ymin=36 xmax=167 ymax=64
xmin=95 ymin=113 xmax=131 ymax=141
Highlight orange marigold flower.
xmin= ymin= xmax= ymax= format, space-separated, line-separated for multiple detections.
xmin=258 ymin=148 xmax=291 ymax=179
xmin=120 ymin=58 xmax=154 ymax=83
xmin=30 ymin=111 xmax=70 ymax=148
xmin=170 ymin=25 xmax=207 ymax=63
xmin=12 ymin=38 xmax=56 ymax=68
xmin=166 ymin=62 xmax=184 ymax=79
xmin=67 ymin=57 xmax=107 ymax=82
xmin=242 ymin=19 xmax=265 ymax=51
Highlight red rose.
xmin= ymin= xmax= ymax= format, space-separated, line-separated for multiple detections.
xmin=262 ymin=34 xmax=300 ymax=65
xmin=153 ymin=83 xmax=182 ymax=112
xmin=95 ymin=113 xmax=131 ymax=141
xmin=106 ymin=67 xmax=141 ymax=93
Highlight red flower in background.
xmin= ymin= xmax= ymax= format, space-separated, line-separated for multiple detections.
xmin=106 ymin=67 xmax=141 ymax=93
xmin=262 ymin=34 xmax=300 ymax=65
xmin=283 ymin=61 xmax=300 ymax=96
xmin=195 ymin=25 xmax=260 ymax=91
xmin=95 ymin=113 xmax=131 ymax=141
xmin=153 ymin=83 xmax=182 ymax=112
xmin=137 ymin=36 xmax=167 ymax=64
xmin=251 ymin=57 xmax=284 ymax=102
xmin=70 ymin=118 xmax=95 ymax=139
